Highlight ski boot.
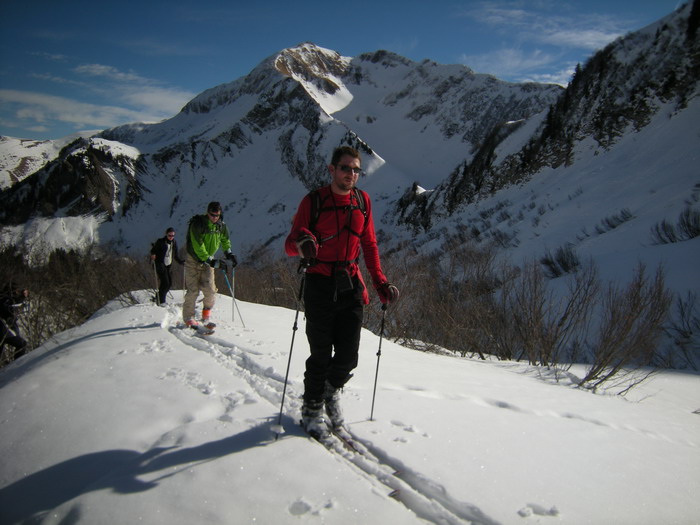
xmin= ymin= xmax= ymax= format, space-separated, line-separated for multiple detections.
xmin=301 ymin=399 xmax=329 ymax=440
xmin=323 ymin=380 xmax=344 ymax=429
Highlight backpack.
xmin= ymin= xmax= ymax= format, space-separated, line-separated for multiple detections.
xmin=308 ymin=187 xmax=368 ymax=242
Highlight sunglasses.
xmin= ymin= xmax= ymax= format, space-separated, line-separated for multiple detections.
xmin=337 ymin=165 xmax=362 ymax=175
xmin=208 ymin=212 xmax=221 ymax=217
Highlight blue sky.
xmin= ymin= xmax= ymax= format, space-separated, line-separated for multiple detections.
xmin=0 ymin=0 xmax=683 ymax=140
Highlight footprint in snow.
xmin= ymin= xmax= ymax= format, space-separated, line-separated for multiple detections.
xmin=518 ymin=503 xmax=560 ymax=518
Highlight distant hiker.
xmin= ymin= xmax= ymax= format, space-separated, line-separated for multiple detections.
xmin=285 ymin=146 xmax=399 ymax=439
xmin=0 ymin=286 xmax=29 ymax=361
xmin=150 ymin=227 xmax=185 ymax=305
xmin=182 ymin=202 xmax=237 ymax=327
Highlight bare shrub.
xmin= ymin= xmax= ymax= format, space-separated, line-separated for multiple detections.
xmin=234 ymin=244 xmax=299 ymax=310
xmin=661 ymin=292 xmax=700 ymax=370
xmin=677 ymin=208 xmax=700 ymax=239
xmin=1 ymin=245 xmax=152 ymax=368
xmin=540 ymin=244 xmax=581 ymax=278
xmin=595 ymin=208 xmax=634 ymax=234
xmin=651 ymin=207 xmax=700 ymax=244
xmin=580 ymin=264 xmax=672 ymax=389
xmin=501 ymin=260 xmax=598 ymax=366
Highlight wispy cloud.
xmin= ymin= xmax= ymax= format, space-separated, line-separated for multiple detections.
xmin=72 ymin=63 xmax=196 ymax=115
xmin=29 ymin=51 xmax=69 ymax=62
xmin=463 ymin=2 xmax=624 ymax=50
xmin=117 ymin=37 xmax=210 ymax=58
xmin=456 ymin=1 xmax=626 ymax=84
xmin=2 ymin=63 xmax=196 ymax=136
xmin=0 ymin=90 xmax=149 ymax=130
xmin=459 ymin=48 xmax=556 ymax=77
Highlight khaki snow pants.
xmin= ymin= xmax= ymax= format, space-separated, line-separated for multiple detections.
xmin=182 ymin=253 xmax=217 ymax=322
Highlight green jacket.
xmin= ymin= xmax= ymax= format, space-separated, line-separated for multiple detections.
xmin=186 ymin=214 xmax=232 ymax=262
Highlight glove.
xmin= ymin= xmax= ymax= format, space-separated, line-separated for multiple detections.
xmin=296 ymin=234 xmax=318 ymax=260
xmin=224 ymin=251 xmax=238 ymax=268
xmin=207 ymin=258 xmax=226 ymax=270
xmin=376 ymin=282 xmax=399 ymax=304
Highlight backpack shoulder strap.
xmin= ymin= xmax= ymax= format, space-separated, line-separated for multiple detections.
xmin=352 ymin=188 xmax=368 ymax=231
xmin=308 ymin=187 xmax=329 ymax=233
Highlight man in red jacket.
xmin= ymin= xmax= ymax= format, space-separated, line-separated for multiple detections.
xmin=285 ymin=146 xmax=399 ymax=440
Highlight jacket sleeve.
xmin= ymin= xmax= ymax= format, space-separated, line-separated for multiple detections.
xmin=359 ymin=192 xmax=387 ymax=286
xmin=285 ymin=194 xmax=315 ymax=256
xmin=0 ymin=298 xmax=13 ymax=322
xmin=220 ymin=223 xmax=232 ymax=253
xmin=150 ymin=238 xmax=161 ymax=257
xmin=188 ymin=217 xmax=210 ymax=262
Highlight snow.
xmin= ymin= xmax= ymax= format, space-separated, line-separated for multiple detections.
xmin=1 ymin=291 xmax=699 ymax=524
xmin=0 ymin=215 xmax=104 ymax=264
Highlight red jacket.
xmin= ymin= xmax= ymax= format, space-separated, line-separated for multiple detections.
xmin=285 ymin=186 xmax=387 ymax=304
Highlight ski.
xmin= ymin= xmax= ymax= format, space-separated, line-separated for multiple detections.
xmin=299 ymin=419 xmax=363 ymax=455
xmin=189 ymin=322 xmax=216 ymax=336
xmin=330 ymin=426 xmax=361 ymax=454
xmin=299 ymin=419 xmax=337 ymax=449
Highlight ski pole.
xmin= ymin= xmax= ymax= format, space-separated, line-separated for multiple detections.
xmin=231 ymin=267 xmax=245 ymax=326
xmin=273 ymin=263 xmax=308 ymax=439
xmin=152 ymin=260 xmax=160 ymax=305
xmin=220 ymin=266 xmax=246 ymax=328
xmin=369 ymin=303 xmax=388 ymax=421
xmin=231 ymin=266 xmax=235 ymax=324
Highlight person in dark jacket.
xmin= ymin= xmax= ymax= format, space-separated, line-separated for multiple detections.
xmin=0 ymin=286 xmax=29 ymax=361
xmin=150 ymin=227 xmax=185 ymax=305
xmin=285 ymin=146 xmax=399 ymax=440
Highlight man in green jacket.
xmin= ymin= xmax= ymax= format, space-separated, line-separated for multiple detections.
xmin=183 ymin=201 xmax=237 ymax=327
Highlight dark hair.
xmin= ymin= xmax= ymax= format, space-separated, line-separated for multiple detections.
xmin=207 ymin=201 xmax=222 ymax=213
xmin=331 ymin=146 xmax=360 ymax=166
xmin=166 ymin=227 xmax=175 ymax=234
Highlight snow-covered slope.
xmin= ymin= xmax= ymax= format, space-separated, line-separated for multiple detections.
xmin=1 ymin=292 xmax=698 ymax=524
xmin=0 ymin=133 xmax=95 ymax=190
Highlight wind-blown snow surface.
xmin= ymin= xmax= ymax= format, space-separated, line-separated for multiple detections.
xmin=1 ymin=292 xmax=698 ymax=524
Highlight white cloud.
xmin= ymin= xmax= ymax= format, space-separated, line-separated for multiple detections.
xmin=460 ymin=48 xmax=556 ymax=78
xmin=519 ymin=65 xmax=577 ymax=87
xmin=1 ymin=61 xmax=197 ymax=138
xmin=73 ymin=63 xmax=195 ymax=114
xmin=455 ymin=1 xmax=628 ymax=84
xmin=0 ymin=89 xmax=156 ymax=130
xmin=540 ymin=28 xmax=622 ymax=50
xmin=461 ymin=2 xmax=625 ymax=51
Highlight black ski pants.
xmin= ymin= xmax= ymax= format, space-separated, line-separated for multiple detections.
xmin=303 ymin=273 xmax=364 ymax=402
xmin=1 ymin=319 xmax=27 ymax=360
xmin=156 ymin=263 xmax=173 ymax=304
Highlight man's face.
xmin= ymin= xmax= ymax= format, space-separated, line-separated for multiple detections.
xmin=329 ymin=154 xmax=361 ymax=194
xmin=207 ymin=210 xmax=221 ymax=223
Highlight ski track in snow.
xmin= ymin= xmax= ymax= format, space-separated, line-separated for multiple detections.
xmin=156 ymin=304 xmax=502 ymax=525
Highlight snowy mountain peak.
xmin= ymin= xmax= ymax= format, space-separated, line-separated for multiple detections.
xmin=273 ymin=43 xmax=354 ymax=114
xmin=274 ymin=42 xmax=350 ymax=83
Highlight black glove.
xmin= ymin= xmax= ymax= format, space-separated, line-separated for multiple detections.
xmin=376 ymin=282 xmax=400 ymax=304
xmin=225 ymin=251 xmax=238 ymax=268
xmin=296 ymin=234 xmax=318 ymax=260
xmin=207 ymin=258 xmax=227 ymax=270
